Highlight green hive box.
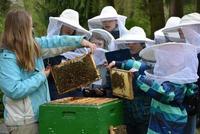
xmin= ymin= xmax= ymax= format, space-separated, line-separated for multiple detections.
xmin=39 ymin=97 xmax=124 ymax=134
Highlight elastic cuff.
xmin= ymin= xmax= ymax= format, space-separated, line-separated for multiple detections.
xmin=38 ymin=71 xmax=46 ymax=81
xmin=115 ymin=61 xmax=122 ymax=68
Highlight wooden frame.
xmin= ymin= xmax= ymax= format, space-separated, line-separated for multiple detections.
xmin=51 ymin=97 xmax=118 ymax=105
xmin=51 ymin=54 xmax=100 ymax=94
xmin=110 ymin=125 xmax=127 ymax=134
xmin=110 ymin=68 xmax=134 ymax=100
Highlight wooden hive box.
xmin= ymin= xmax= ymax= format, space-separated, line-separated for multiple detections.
xmin=110 ymin=68 xmax=134 ymax=100
xmin=39 ymin=97 xmax=125 ymax=134
xmin=51 ymin=54 xmax=100 ymax=94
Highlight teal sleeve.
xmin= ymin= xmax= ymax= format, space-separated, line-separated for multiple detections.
xmin=121 ymin=59 xmax=142 ymax=70
xmin=0 ymin=58 xmax=46 ymax=100
xmin=35 ymin=35 xmax=84 ymax=58
xmin=185 ymin=84 xmax=198 ymax=97
xmin=136 ymin=75 xmax=187 ymax=104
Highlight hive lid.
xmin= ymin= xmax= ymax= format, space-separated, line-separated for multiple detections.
xmin=50 ymin=97 xmax=118 ymax=105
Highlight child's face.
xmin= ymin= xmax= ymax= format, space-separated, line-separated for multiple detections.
xmin=90 ymin=38 xmax=105 ymax=48
xmin=102 ymin=20 xmax=117 ymax=32
xmin=60 ymin=25 xmax=75 ymax=35
xmin=127 ymin=43 xmax=144 ymax=55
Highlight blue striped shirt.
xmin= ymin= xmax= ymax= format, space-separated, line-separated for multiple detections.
xmin=118 ymin=59 xmax=198 ymax=134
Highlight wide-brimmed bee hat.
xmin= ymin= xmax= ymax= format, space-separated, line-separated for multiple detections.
xmin=139 ymin=42 xmax=199 ymax=84
xmin=48 ymin=9 xmax=90 ymax=36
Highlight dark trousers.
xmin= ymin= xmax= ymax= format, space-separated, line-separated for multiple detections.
xmin=126 ymin=123 xmax=148 ymax=134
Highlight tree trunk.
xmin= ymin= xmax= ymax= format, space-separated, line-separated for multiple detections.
xmin=197 ymin=0 xmax=200 ymax=13
xmin=107 ymin=0 xmax=115 ymax=7
xmin=148 ymin=0 xmax=165 ymax=38
xmin=115 ymin=0 xmax=133 ymax=17
xmin=87 ymin=0 xmax=100 ymax=19
xmin=169 ymin=0 xmax=183 ymax=17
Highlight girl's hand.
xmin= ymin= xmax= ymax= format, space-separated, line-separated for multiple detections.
xmin=43 ymin=66 xmax=51 ymax=77
xmin=81 ymin=39 xmax=96 ymax=53
xmin=107 ymin=61 xmax=116 ymax=70
xmin=103 ymin=61 xmax=108 ymax=66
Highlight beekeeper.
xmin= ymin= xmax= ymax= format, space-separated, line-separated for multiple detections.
xmin=88 ymin=6 xmax=128 ymax=50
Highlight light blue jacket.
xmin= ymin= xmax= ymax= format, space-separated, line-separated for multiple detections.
xmin=0 ymin=35 xmax=84 ymax=126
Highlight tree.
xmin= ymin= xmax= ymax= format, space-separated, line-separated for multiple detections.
xmin=124 ymin=0 xmax=151 ymax=36
xmin=148 ymin=0 xmax=165 ymax=38
xmin=107 ymin=0 xmax=115 ymax=7
xmin=0 ymin=0 xmax=11 ymax=34
xmin=8 ymin=0 xmax=24 ymax=8
xmin=197 ymin=0 xmax=200 ymax=13
xmin=169 ymin=0 xmax=183 ymax=17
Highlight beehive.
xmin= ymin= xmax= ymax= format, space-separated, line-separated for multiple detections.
xmin=39 ymin=97 xmax=124 ymax=134
xmin=51 ymin=97 xmax=116 ymax=105
xmin=110 ymin=68 xmax=134 ymax=100
xmin=51 ymin=54 xmax=100 ymax=94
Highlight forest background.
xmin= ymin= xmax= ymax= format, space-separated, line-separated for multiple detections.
xmin=0 ymin=0 xmax=200 ymax=118
xmin=0 ymin=0 xmax=200 ymax=39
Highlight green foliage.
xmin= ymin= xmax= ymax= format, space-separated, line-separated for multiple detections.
xmin=111 ymin=0 xmax=151 ymax=37
xmin=0 ymin=0 xmax=10 ymax=34
xmin=183 ymin=0 xmax=196 ymax=14
xmin=0 ymin=16 xmax=4 ymax=35
xmin=0 ymin=0 xmax=198 ymax=40
xmin=40 ymin=0 xmax=111 ymax=29
xmin=122 ymin=0 xmax=151 ymax=37
xmin=24 ymin=0 xmax=47 ymax=36
xmin=59 ymin=0 xmax=145 ymax=38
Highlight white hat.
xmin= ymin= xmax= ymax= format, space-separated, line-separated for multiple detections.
xmin=47 ymin=9 xmax=90 ymax=36
xmin=88 ymin=6 xmax=128 ymax=38
xmin=90 ymin=29 xmax=114 ymax=49
xmin=88 ymin=6 xmax=127 ymax=28
xmin=115 ymin=26 xmax=154 ymax=44
xmin=162 ymin=13 xmax=200 ymax=32
xmin=139 ymin=42 xmax=198 ymax=84
xmin=139 ymin=42 xmax=197 ymax=61
xmin=154 ymin=17 xmax=181 ymax=43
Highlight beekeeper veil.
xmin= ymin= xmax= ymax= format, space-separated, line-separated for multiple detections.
xmin=154 ymin=17 xmax=181 ymax=44
xmin=89 ymin=29 xmax=113 ymax=65
xmin=115 ymin=26 xmax=155 ymax=49
xmin=47 ymin=9 xmax=90 ymax=37
xmin=139 ymin=42 xmax=199 ymax=84
xmin=181 ymin=25 xmax=200 ymax=52
xmin=162 ymin=13 xmax=200 ymax=46
xmin=88 ymin=6 xmax=128 ymax=38
xmin=89 ymin=29 xmax=115 ymax=51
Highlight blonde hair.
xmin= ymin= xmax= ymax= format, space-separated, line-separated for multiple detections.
xmin=1 ymin=9 xmax=40 ymax=71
